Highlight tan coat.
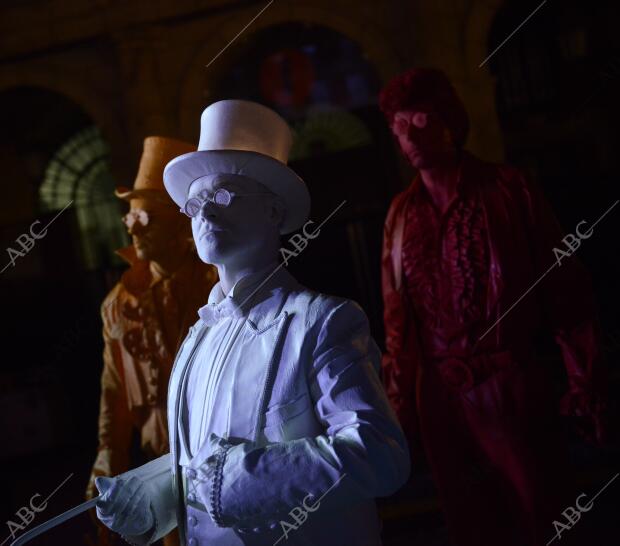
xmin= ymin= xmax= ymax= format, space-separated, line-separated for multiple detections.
xmin=87 ymin=245 xmax=217 ymax=497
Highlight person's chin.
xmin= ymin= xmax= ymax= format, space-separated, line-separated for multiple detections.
xmin=407 ymin=152 xmax=439 ymax=170
xmin=196 ymin=240 xmax=229 ymax=265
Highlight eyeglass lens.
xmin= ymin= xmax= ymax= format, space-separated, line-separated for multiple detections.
xmin=185 ymin=188 xmax=232 ymax=216
xmin=123 ymin=210 xmax=149 ymax=227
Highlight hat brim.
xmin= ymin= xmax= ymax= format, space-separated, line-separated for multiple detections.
xmin=114 ymin=187 xmax=175 ymax=205
xmin=163 ymin=150 xmax=310 ymax=234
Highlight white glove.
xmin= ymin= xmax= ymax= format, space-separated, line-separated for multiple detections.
xmin=95 ymin=475 xmax=155 ymax=536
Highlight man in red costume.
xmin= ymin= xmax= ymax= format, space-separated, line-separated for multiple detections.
xmin=379 ymin=68 xmax=606 ymax=546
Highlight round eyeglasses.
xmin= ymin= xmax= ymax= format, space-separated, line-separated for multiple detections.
xmin=122 ymin=209 xmax=149 ymax=228
xmin=393 ymin=112 xmax=429 ymax=134
xmin=182 ymin=188 xmax=267 ymax=217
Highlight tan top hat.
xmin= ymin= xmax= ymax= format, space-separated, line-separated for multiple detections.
xmin=163 ymin=99 xmax=310 ymax=234
xmin=115 ymin=136 xmax=196 ymax=204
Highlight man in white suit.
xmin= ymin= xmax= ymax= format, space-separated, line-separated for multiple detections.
xmin=95 ymin=99 xmax=410 ymax=546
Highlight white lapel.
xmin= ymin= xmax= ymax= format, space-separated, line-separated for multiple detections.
xmin=167 ymin=323 xmax=209 ymax=488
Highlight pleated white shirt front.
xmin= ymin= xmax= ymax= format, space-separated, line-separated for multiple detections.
xmin=178 ymin=262 xmax=279 ymax=465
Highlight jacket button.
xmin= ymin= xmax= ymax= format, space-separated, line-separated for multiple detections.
xmin=149 ymin=376 xmax=158 ymax=385
xmin=188 ymin=538 xmax=197 ymax=546
xmin=187 ymin=493 xmax=196 ymax=502
xmin=269 ymin=521 xmax=277 ymax=529
xmin=187 ymin=468 xmax=197 ymax=479
xmin=188 ymin=516 xmax=198 ymax=527
xmin=146 ymin=393 xmax=156 ymax=404
xmin=253 ymin=527 xmax=261 ymax=533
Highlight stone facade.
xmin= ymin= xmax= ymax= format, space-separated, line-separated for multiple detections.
xmin=0 ymin=0 xmax=505 ymax=224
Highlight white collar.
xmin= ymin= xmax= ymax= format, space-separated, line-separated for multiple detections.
xmin=197 ymin=261 xmax=279 ymax=325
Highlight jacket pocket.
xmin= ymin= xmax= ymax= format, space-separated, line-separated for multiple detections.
xmin=264 ymin=391 xmax=313 ymax=428
xmin=261 ymin=391 xmax=319 ymax=442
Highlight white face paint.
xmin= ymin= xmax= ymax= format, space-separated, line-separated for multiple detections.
xmin=187 ymin=173 xmax=280 ymax=268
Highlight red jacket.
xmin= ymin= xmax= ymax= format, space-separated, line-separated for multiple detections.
xmin=381 ymin=151 xmax=606 ymax=442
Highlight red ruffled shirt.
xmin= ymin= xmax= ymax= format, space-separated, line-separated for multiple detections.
xmin=402 ymin=174 xmax=489 ymax=357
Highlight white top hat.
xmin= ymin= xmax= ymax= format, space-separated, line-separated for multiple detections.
xmin=163 ymin=99 xmax=310 ymax=234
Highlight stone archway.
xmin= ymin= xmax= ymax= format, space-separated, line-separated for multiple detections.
xmin=0 ymin=68 xmax=127 ymax=180
xmin=0 ymin=85 xmax=128 ymax=270
xmin=175 ymin=4 xmax=402 ymax=138
xmin=171 ymin=1 xmax=509 ymax=160
xmin=0 ymin=85 xmax=94 ymax=225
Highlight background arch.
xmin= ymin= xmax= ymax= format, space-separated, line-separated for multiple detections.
xmin=176 ymin=5 xmax=402 ymax=139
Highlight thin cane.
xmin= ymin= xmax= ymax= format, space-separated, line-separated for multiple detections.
xmin=10 ymin=463 xmax=170 ymax=546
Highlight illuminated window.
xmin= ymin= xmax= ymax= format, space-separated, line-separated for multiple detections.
xmin=39 ymin=126 xmax=128 ymax=269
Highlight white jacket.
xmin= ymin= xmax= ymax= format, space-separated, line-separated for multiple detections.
xmin=122 ymin=267 xmax=410 ymax=545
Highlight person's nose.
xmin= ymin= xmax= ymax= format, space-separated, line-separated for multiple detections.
xmin=198 ymin=198 xmax=218 ymax=221
xmin=407 ymin=122 xmax=421 ymax=141
xmin=128 ymin=221 xmax=146 ymax=236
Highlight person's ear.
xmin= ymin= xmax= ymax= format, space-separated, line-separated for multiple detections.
xmin=389 ymin=116 xmax=399 ymax=135
xmin=267 ymin=195 xmax=286 ymax=230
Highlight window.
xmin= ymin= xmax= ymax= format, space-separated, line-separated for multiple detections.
xmin=39 ymin=126 xmax=128 ymax=269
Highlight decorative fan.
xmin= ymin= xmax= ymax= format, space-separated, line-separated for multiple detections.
xmin=289 ymin=108 xmax=373 ymax=161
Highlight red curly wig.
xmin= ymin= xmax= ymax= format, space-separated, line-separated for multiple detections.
xmin=379 ymin=68 xmax=470 ymax=149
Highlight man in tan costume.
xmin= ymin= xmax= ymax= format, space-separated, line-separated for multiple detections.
xmin=86 ymin=136 xmax=218 ymax=546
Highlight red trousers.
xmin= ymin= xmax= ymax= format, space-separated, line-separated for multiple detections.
xmin=417 ymin=353 xmax=578 ymax=546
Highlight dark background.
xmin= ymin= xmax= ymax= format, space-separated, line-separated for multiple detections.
xmin=0 ymin=1 xmax=618 ymax=545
